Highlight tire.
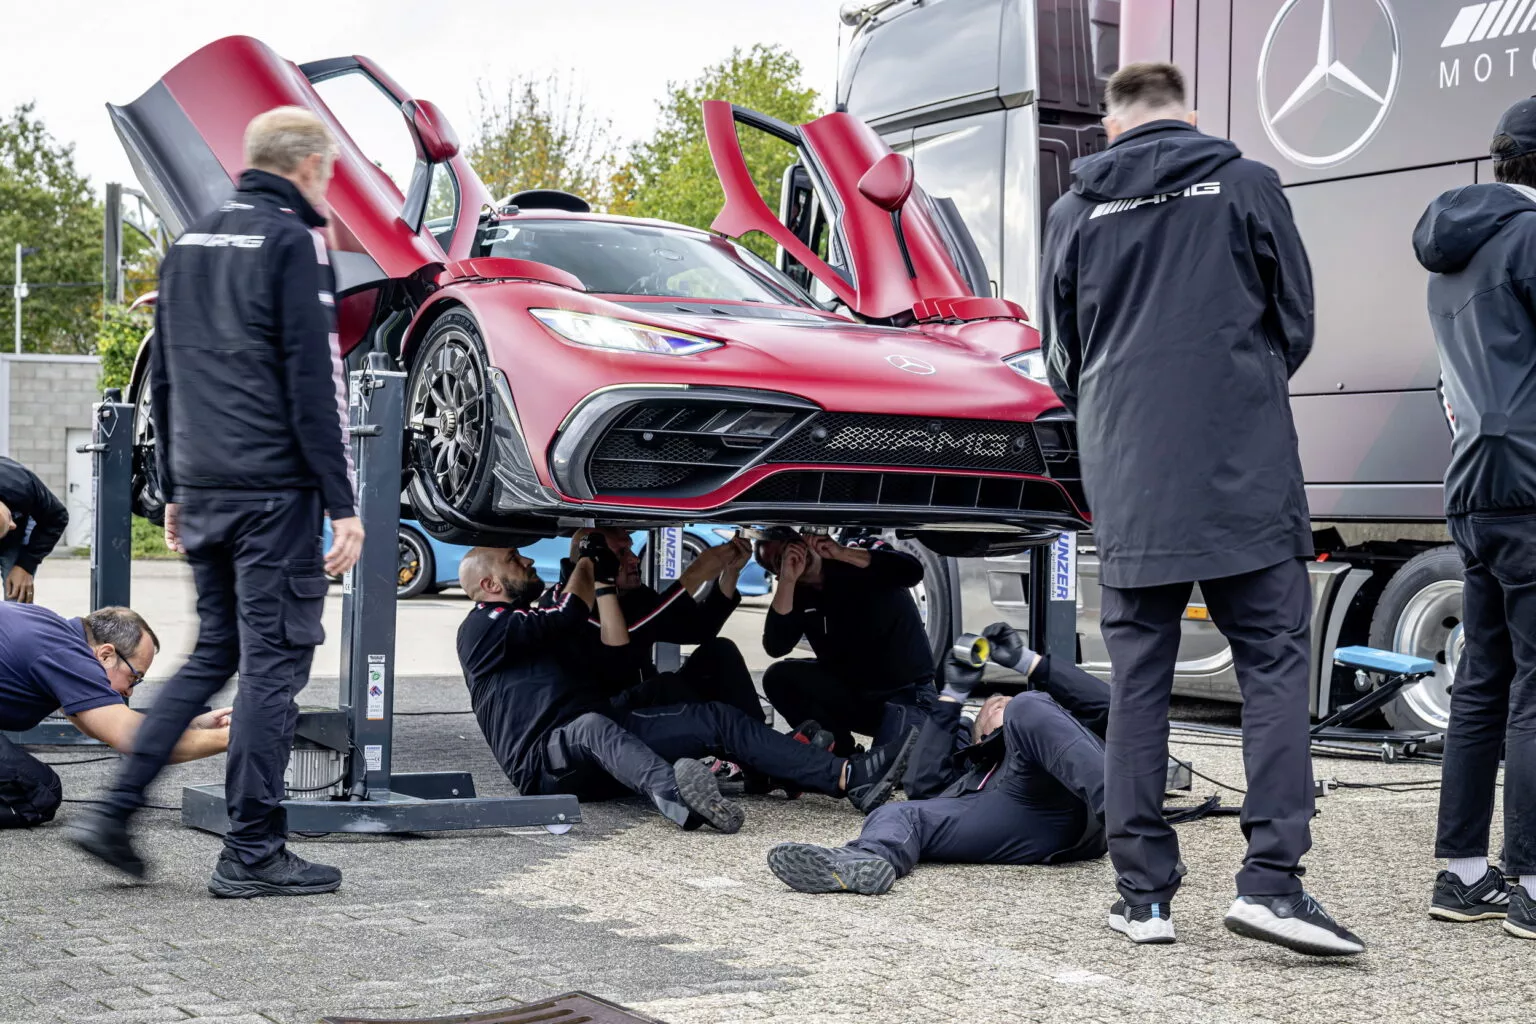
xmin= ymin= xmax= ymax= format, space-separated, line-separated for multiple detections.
xmin=128 ymin=350 xmax=166 ymax=526
xmin=1368 ymin=545 xmax=1465 ymax=733
xmin=396 ymin=527 xmax=436 ymax=600
xmin=889 ymin=534 xmax=954 ymax=668
xmin=406 ymin=312 xmax=495 ymax=520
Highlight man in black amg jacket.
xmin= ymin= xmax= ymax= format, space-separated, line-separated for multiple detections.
xmin=74 ymin=108 xmax=362 ymax=898
xmin=0 ymin=456 xmax=69 ymax=603
xmin=756 ymin=530 xmax=936 ymax=755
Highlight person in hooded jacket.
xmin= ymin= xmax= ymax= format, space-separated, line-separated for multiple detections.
xmin=1412 ymin=98 xmax=1536 ymax=942
xmin=1039 ymin=62 xmax=1362 ymax=956
xmin=764 ymin=624 xmax=1108 ymax=896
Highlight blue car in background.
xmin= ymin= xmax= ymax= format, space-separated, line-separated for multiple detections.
xmin=324 ymin=520 xmax=771 ymax=600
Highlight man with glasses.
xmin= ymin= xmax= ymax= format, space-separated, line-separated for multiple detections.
xmin=0 ymin=603 xmax=230 ymax=829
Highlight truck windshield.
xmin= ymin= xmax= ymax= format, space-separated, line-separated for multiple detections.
xmin=478 ymin=219 xmax=818 ymax=307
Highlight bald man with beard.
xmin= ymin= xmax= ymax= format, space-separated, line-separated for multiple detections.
xmin=455 ymin=546 xmax=919 ymax=833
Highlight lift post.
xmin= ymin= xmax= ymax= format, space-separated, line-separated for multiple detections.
xmin=1027 ymin=531 xmax=1079 ymax=665
xmin=181 ymin=360 xmax=580 ymax=835
xmin=2 ymin=394 xmax=132 ymax=747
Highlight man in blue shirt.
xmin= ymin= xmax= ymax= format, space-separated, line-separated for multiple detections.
xmin=0 ymin=603 xmax=229 ymax=830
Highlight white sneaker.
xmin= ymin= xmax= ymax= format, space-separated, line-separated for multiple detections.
xmin=1107 ymin=897 xmax=1176 ymax=944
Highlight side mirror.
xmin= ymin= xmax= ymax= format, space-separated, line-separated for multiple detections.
xmin=857 ymin=152 xmax=914 ymax=212
xmin=403 ymin=99 xmax=459 ymax=163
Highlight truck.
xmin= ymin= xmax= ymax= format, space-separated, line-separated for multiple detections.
xmin=828 ymin=0 xmax=1526 ymax=734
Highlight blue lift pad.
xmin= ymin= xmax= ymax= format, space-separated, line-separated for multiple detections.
xmin=1333 ymin=645 xmax=1436 ymax=677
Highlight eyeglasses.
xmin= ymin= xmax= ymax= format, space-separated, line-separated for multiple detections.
xmin=116 ymin=648 xmax=146 ymax=689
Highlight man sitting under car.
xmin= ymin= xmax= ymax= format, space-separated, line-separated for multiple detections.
xmin=766 ymin=623 xmax=1107 ymax=895
xmin=755 ymin=528 xmax=938 ymax=756
xmin=455 ymin=544 xmax=917 ymax=833
xmin=557 ymin=527 xmax=761 ymax=723
xmin=0 ymin=603 xmax=230 ymax=829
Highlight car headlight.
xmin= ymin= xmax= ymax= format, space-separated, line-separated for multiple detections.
xmin=530 ymin=308 xmax=722 ymax=356
xmin=1004 ymin=350 xmax=1050 ymax=385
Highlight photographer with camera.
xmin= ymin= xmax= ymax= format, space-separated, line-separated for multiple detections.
xmin=554 ymin=528 xmax=761 ymax=724
xmin=456 ymin=544 xmax=919 ymax=833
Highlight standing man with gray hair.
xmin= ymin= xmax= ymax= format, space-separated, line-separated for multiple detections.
xmin=74 ymin=107 xmax=364 ymax=898
xmin=1039 ymin=62 xmax=1363 ymax=955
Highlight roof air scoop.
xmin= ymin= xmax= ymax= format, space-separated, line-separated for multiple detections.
xmin=501 ymin=189 xmax=592 ymax=214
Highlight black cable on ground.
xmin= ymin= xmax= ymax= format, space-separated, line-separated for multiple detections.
xmin=394 ymin=710 xmax=474 ymax=716
xmin=1188 ymin=766 xmax=1247 ymax=795
xmin=40 ymin=755 xmax=120 ymax=765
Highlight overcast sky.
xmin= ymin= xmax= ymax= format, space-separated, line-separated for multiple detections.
xmin=0 ymin=0 xmax=849 ymax=194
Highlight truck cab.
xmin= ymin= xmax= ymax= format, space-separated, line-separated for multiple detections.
xmin=836 ymin=0 xmax=1519 ymax=733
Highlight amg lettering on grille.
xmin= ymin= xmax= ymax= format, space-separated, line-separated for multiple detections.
xmin=824 ymin=427 xmax=1013 ymax=458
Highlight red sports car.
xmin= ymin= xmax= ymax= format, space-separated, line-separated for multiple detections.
xmin=112 ymin=37 xmax=1084 ymax=554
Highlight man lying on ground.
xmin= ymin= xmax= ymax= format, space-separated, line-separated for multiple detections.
xmin=767 ymin=623 xmax=1108 ymax=895
xmin=455 ymin=545 xmax=918 ymax=833
xmin=0 ymin=603 xmax=229 ymax=829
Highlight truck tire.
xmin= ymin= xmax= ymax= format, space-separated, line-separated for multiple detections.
xmin=1367 ymin=545 xmax=1465 ymax=733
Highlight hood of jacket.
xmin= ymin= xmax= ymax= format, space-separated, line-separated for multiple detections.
xmin=1071 ymin=120 xmax=1243 ymax=202
xmin=1413 ymin=182 xmax=1536 ymax=274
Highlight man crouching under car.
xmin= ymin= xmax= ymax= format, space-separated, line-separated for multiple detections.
xmin=455 ymin=542 xmax=918 ymax=833
xmin=766 ymin=623 xmax=1107 ymax=895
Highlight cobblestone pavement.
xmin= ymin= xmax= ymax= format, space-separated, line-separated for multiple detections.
xmin=2 ymin=668 xmax=1526 ymax=1024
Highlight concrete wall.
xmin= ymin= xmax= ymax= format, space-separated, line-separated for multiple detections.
xmin=0 ymin=354 xmax=103 ymax=547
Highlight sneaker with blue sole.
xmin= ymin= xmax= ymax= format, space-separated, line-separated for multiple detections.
xmin=1107 ymin=898 xmax=1176 ymax=944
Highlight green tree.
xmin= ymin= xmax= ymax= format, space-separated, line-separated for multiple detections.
xmin=96 ymin=303 xmax=150 ymax=391
xmin=617 ymin=45 xmax=821 ymax=258
xmin=0 ymin=103 xmax=104 ymax=354
xmin=468 ymin=75 xmax=618 ymax=207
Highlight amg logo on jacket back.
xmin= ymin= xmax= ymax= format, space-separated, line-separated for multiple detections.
xmin=1089 ymin=182 xmax=1222 ymax=220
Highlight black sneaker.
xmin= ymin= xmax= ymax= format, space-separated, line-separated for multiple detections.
xmin=1224 ymin=893 xmax=1364 ymax=956
xmin=68 ymin=807 xmax=146 ymax=880
xmin=673 ymin=758 xmax=744 ymax=834
xmin=767 ymin=843 xmax=895 ymax=895
xmin=1430 ymin=867 xmax=1511 ymax=922
xmin=1107 ymin=898 xmax=1176 ymax=944
xmin=1505 ymin=885 xmax=1536 ymax=940
xmin=207 ymin=847 xmax=341 ymax=899
xmin=843 ymin=727 xmax=919 ymax=814
xmin=792 ymin=719 xmax=836 ymax=752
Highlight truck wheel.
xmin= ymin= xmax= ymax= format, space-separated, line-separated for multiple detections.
xmin=1368 ymin=546 xmax=1465 ymax=733
xmin=397 ymin=527 xmax=436 ymax=600
xmin=888 ymin=535 xmax=954 ymax=668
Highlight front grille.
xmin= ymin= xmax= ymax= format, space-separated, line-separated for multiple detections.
xmin=769 ymin=414 xmax=1045 ymax=475
xmin=734 ymin=470 xmax=1081 ymax=519
xmin=586 ymin=400 xmax=809 ymax=496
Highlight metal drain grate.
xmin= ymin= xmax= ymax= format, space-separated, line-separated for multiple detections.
xmin=320 ymin=991 xmax=665 ymax=1024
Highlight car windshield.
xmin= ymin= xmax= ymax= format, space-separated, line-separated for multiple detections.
xmin=478 ymin=218 xmax=818 ymax=307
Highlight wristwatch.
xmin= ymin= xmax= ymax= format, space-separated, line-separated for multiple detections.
xmin=595 ymin=586 xmax=618 ymax=599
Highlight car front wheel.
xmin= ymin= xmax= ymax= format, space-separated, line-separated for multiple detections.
xmin=407 ymin=312 xmax=495 ymax=519
xmin=397 ymin=527 xmax=436 ymax=600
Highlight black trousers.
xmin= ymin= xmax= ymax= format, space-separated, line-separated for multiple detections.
xmin=0 ymin=733 xmax=62 ymax=829
xmin=1100 ymin=558 xmax=1315 ymax=903
xmin=849 ymin=685 xmax=1105 ymax=875
xmin=105 ymin=490 xmax=327 ymax=864
xmin=762 ymin=659 xmax=931 ymax=755
xmin=531 ymin=701 xmax=845 ymax=823
xmin=611 ymin=638 xmax=764 ymax=722
xmin=1438 ymin=511 xmax=1536 ymax=875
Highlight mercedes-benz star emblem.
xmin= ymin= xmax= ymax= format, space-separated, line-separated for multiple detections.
xmin=886 ymin=354 xmax=936 ymax=375
xmin=1258 ymin=0 xmax=1400 ymax=169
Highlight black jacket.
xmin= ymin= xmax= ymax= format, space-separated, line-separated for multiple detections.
xmin=763 ymin=542 xmax=935 ymax=704
xmin=0 ymin=458 xmax=67 ymax=574
xmin=597 ymin=582 xmax=740 ymax=694
xmin=457 ymin=593 xmax=607 ymax=792
xmin=150 ymin=169 xmax=355 ymax=518
xmin=1413 ymin=182 xmax=1536 ymax=514
xmin=1040 ymin=121 xmax=1315 ymax=588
